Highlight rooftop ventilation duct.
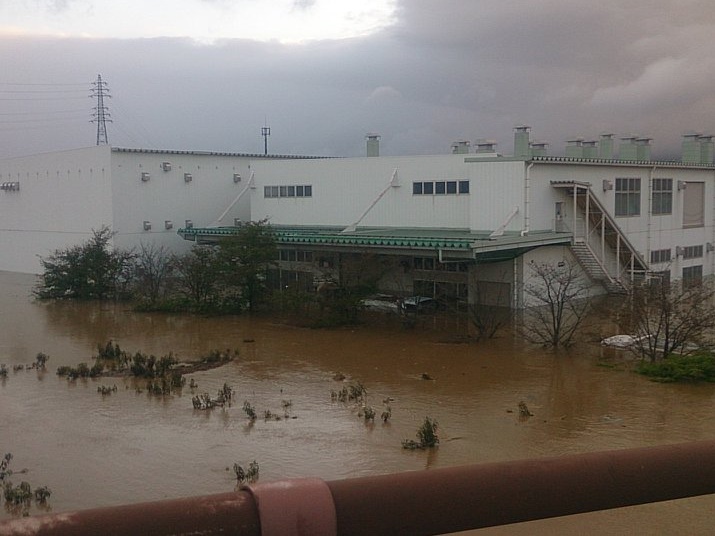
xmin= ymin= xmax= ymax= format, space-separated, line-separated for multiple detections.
xmin=619 ymin=136 xmax=638 ymax=161
xmin=475 ymin=140 xmax=498 ymax=154
xmin=636 ymin=137 xmax=652 ymax=161
xmin=599 ymin=134 xmax=614 ymax=159
xmin=699 ymin=135 xmax=714 ymax=164
xmin=529 ymin=141 xmax=548 ymax=157
xmin=513 ymin=125 xmax=531 ymax=158
xmin=582 ymin=140 xmax=598 ymax=159
xmin=565 ymin=138 xmax=584 ymax=158
xmin=366 ymin=133 xmax=380 ymax=157
xmin=451 ymin=140 xmax=471 ymax=154
xmin=681 ymin=133 xmax=701 ymax=163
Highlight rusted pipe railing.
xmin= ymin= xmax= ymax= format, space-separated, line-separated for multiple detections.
xmin=3 ymin=440 xmax=715 ymax=536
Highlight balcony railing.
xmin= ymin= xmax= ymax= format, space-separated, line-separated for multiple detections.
xmin=2 ymin=440 xmax=715 ymax=536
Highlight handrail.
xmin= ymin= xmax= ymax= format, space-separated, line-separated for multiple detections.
xmin=2 ymin=440 xmax=715 ymax=536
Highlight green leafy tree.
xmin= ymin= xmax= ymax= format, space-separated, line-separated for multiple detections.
xmin=217 ymin=220 xmax=277 ymax=311
xmin=173 ymin=245 xmax=223 ymax=310
xmin=35 ymin=226 xmax=135 ymax=300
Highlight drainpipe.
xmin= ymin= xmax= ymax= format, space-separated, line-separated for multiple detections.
xmin=521 ymin=162 xmax=534 ymax=236
xmin=646 ymin=165 xmax=657 ymax=277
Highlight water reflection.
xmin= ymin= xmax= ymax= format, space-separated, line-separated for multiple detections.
xmin=1 ymin=271 xmax=715 ymax=534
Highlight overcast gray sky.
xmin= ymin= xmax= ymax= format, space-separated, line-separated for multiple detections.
xmin=1 ymin=0 xmax=714 ymax=159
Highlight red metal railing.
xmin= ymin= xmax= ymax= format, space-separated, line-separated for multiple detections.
xmin=2 ymin=440 xmax=715 ymax=536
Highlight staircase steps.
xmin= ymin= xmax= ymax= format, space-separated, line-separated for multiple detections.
xmin=570 ymin=242 xmax=627 ymax=294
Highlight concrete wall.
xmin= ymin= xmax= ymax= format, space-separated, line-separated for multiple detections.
xmin=0 ymin=146 xmax=113 ymax=273
xmin=250 ymin=155 xmax=474 ymax=230
xmin=0 ymin=147 xmax=256 ymax=273
xmin=109 ymin=149 xmax=253 ymax=254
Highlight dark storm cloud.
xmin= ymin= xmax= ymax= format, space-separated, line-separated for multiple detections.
xmin=1 ymin=0 xmax=714 ymax=159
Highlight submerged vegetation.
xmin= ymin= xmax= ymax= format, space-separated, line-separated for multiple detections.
xmin=402 ymin=417 xmax=439 ymax=450
xmin=34 ymin=222 xmax=278 ymax=315
xmin=233 ymin=461 xmax=259 ymax=485
xmin=636 ymin=353 xmax=715 ymax=383
xmin=54 ymin=340 xmax=238 ymax=400
xmin=1 ymin=453 xmax=51 ymax=517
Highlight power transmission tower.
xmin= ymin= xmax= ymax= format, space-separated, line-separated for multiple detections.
xmin=90 ymin=74 xmax=112 ymax=145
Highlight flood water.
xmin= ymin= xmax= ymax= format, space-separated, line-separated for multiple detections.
xmin=1 ymin=270 xmax=715 ymax=534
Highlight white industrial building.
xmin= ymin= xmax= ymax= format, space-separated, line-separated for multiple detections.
xmin=2 ymin=127 xmax=715 ymax=308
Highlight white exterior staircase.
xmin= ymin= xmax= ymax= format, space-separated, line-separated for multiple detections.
xmin=551 ymin=181 xmax=649 ymax=294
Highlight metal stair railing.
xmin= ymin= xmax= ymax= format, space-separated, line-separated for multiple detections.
xmin=551 ymin=181 xmax=648 ymax=287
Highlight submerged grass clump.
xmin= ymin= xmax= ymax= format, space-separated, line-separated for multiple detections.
xmin=402 ymin=417 xmax=439 ymax=450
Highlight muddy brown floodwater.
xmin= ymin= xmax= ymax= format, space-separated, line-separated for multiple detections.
xmin=1 ymin=270 xmax=715 ymax=534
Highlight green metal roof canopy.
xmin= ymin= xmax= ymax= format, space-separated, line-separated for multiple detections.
xmin=178 ymin=226 xmax=572 ymax=263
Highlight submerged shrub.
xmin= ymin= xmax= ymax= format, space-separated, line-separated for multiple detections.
xmin=636 ymin=354 xmax=715 ymax=383
xmin=402 ymin=417 xmax=439 ymax=450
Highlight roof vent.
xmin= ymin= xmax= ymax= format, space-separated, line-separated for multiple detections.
xmin=565 ymin=138 xmax=584 ymax=158
xmin=366 ymin=133 xmax=380 ymax=157
xmin=451 ymin=140 xmax=471 ymax=154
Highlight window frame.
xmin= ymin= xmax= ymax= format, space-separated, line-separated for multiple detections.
xmin=615 ymin=177 xmax=641 ymax=217
xmin=651 ymin=178 xmax=673 ymax=215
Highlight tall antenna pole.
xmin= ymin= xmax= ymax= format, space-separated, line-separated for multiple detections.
xmin=261 ymin=124 xmax=271 ymax=155
xmin=90 ymin=74 xmax=112 ymax=145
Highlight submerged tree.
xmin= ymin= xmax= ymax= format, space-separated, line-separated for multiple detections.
xmin=216 ymin=220 xmax=277 ymax=312
xmin=173 ymin=245 xmax=223 ymax=310
xmin=133 ymin=242 xmax=175 ymax=305
xmin=522 ymin=259 xmax=592 ymax=348
xmin=35 ymin=226 xmax=135 ymax=300
xmin=626 ymin=278 xmax=715 ymax=362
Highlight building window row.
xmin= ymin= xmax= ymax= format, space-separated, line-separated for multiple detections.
xmin=413 ymin=257 xmax=468 ymax=272
xmin=264 ymin=185 xmax=312 ymax=198
xmin=279 ymin=249 xmax=313 ymax=262
xmin=650 ymin=248 xmax=671 ymax=264
xmin=412 ymin=180 xmax=469 ymax=195
xmin=681 ymin=245 xmax=704 ymax=259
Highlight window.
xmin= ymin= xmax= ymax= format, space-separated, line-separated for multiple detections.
xmin=615 ymin=177 xmax=641 ymax=217
xmin=412 ymin=180 xmax=469 ymax=196
xmin=683 ymin=182 xmax=704 ymax=228
xmin=264 ymin=184 xmax=312 ymax=198
xmin=682 ymin=245 xmax=703 ymax=259
xmin=651 ymin=178 xmax=672 ymax=215
xmin=683 ymin=265 xmax=703 ymax=286
xmin=280 ymin=250 xmax=297 ymax=261
xmin=296 ymin=251 xmax=313 ymax=262
xmin=650 ymin=249 xmax=671 ymax=264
